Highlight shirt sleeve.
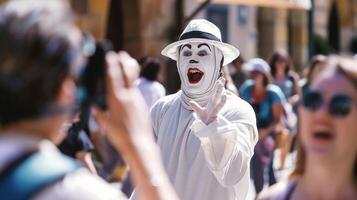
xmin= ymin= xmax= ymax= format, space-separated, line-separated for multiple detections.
xmin=34 ymin=169 xmax=127 ymax=200
xmin=76 ymin=130 xmax=95 ymax=152
xmin=157 ymin=83 xmax=166 ymax=97
xmin=190 ymin=110 xmax=258 ymax=187
xmin=268 ymin=84 xmax=286 ymax=104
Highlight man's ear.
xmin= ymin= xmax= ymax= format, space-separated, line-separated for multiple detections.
xmin=56 ymin=77 xmax=76 ymax=106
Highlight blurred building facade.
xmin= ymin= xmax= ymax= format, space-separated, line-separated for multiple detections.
xmin=69 ymin=0 xmax=355 ymax=83
xmin=0 ymin=0 xmax=355 ymax=92
xmin=313 ymin=0 xmax=357 ymax=54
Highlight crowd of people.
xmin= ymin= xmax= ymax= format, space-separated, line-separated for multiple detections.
xmin=0 ymin=1 xmax=356 ymax=200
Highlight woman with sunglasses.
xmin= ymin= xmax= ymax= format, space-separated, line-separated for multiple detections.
xmin=240 ymin=58 xmax=286 ymax=194
xmin=258 ymin=55 xmax=357 ymax=200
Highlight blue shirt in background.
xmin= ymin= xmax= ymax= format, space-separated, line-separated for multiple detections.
xmin=239 ymin=80 xmax=285 ymax=129
xmin=273 ymin=75 xmax=296 ymax=99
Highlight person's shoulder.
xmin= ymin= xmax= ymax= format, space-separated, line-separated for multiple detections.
xmin=135 ymin=77 xmax=146 ymax=86
xmin=152 ymin=80 xmax=164 ymax=88
xmin=151 ymin=92 xmax=179 ymax=107
xmin=238 ymin=79 xmax=253 ymax=98
xmin=267 ymin=84 xmax=285 ymax=99
xmin=149 ymin=91 xmax=180 ymax=116
xmin=223 ymin=90 xmax=256 ymax=123
xmin=257 ymin=180 xmax=297 ymax=200
xmin=152 ymin=81 xmax=166 ymax=94
xmin=225 ymin=90 xmax=252 ymax=109
xmin=34 ymin=168 xmax=127 ymax=200
xmin=267 ymin=84 xmax=283 ymax=93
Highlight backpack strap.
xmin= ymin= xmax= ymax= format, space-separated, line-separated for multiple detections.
xmin=0 ymin=151 xmax=80 ymax=200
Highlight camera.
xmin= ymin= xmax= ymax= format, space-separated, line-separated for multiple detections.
xmin=74 ymin=37 xmax=124 ymax=180
xmin=77 ymin=38 xmax=113 ymax=111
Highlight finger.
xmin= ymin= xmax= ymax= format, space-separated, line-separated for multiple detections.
xmin=206 ymin=80 xmax=220 ymax=109
xmin=216 ymin=80 xmax=224 ymax=98
xmin=189 ymin=100 xmax=204 ymax=114
xmin=212 ymin=79 xmax=225 ymax=104
xmin=117 ymin=58 xmax=129 ymax=89
xmin=117 ymin=51 xmax=140 ymax=88
xmin=106 ymin=51 xmax=124 ymax=99
xmin=211 ymin=94 xmax=227 ymax=116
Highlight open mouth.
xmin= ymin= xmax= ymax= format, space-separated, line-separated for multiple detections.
xmin=187 ymin=67 xmax=204 ymax=84
xmin=313 ymin=131 xmax=334 ymax=141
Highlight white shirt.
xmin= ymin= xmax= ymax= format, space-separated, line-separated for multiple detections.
xmin=136 ymin=77 xmax=166 ymax=109
xmin=0 ymin=133 xmax=126 ymax=200
xmin=150 ymin=90 xmax=258 ymax=200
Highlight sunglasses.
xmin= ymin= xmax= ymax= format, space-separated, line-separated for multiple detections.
xmin=302 ymin=89 xmax=355 ymax=117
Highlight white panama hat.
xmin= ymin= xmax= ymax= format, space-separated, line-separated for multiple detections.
xmin=242 ymin=58 xmax=271 ymax=75
xmin=161 ymin=19 xmax=240 ymax=66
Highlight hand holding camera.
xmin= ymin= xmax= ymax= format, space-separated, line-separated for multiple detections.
xmin=93 ymin=51 xmax=177 ymax=200
xmin=94 ymin=51 xmax=153 ymax=151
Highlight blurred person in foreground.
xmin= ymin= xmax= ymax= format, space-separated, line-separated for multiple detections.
xmin=239 ymin=58 xmax=286 ymax=193
xmin=258 ymin=55 xmax=357 ymax=200
xmin=136 ymin=57 xmax=166 ymax=109
xmin=269 ymin=50 xmax=300 ymax=170
xmin=141 ymin=19 xmax=258 ymax=200
xmin=0 ymin=1 xmax=178 ymax=200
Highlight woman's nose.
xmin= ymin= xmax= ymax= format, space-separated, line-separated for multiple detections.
xmin=313 ymin=101 xmax=332 ymax=119
xmin=189 ymin=59 xmax=198 ymax=64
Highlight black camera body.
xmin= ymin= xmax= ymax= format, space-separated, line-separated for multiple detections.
xmin=78 ymin=40 xmax=112 ymax=110
xmin=73 ymin=40 xmax=124 ymax=180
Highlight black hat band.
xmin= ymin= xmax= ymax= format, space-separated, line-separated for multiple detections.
xmin=179 ymin=31 xmax=221 ymax=42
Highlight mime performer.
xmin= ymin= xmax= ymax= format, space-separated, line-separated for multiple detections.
xmin=148 ymin=19 xmax=258 ymax=200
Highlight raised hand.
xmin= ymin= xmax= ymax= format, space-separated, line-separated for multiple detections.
xmin=94 ymin=51 xmax=152 ymax=151
xmin=94 ymin=51 xmax=178 ymax=200
xmin=189 ymin=77 xmax=227 ymax=125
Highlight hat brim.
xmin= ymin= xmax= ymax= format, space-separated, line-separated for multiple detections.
xmin=242 ymin=63 xmax=270 ymax=77
xmin=161 ymin=38 xmax=240 ymax=66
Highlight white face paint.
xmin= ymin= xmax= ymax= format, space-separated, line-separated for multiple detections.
xmin=178 ymin=42 xmax=223 ymax=96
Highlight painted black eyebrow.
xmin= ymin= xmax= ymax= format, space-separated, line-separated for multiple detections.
xmin=198 ymin=43 xmax=211 ymax=51
xmin=181 ymin=44 xmax=191 ymax=50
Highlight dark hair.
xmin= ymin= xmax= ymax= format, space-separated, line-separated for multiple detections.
xmin=0 ymin=0 xmax=79 ymax=125
xmin=291 ymin=55 xmax=357 ymax=184
xmin=232 ymin=55 xmax=245 ymax=65
xmin=263 ymin=74 xmax=271 ymax=87
xmin=306 ymin=54 xmax=326 ymax=81
xmin=140 ymin=58 xmax=161 ymax=81
xmin=138 ymin=56 xmax=149 ymax=66
xmin=250 ymin=70 xmax=272 ymax=87
xmin=269 ymin=49 xmax=291 ymax=77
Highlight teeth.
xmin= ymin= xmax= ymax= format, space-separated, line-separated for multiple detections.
xmin=189 ymin=68 xmax=202 ymax=73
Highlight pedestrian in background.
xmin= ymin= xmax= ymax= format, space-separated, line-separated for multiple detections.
xmin=136 ymin=57 xmax=166 ymax=109
xmin=229 ymin=56 xmax=248 ymax=90
xmin=269 ymin=50 xmax=300 ymax=170
xmin=240 ymin=58 xmax=286 ymax=193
